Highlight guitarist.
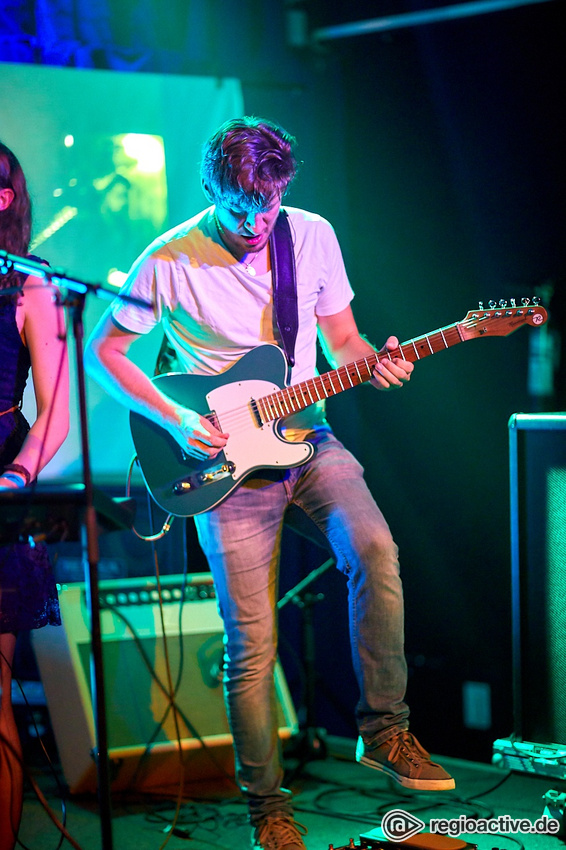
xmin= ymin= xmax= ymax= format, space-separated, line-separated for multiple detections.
xmin=85 ymin=117 xmax=454 ymax=850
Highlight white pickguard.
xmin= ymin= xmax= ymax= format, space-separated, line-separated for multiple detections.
xmin=206 ymin=379 xmax=313 ymax=479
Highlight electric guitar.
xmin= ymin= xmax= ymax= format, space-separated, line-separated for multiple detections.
xmin=130 ymin=300 xmax=547 ymax=517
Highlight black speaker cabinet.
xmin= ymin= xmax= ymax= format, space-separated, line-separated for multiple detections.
xmin=32 ymin=573 xmax=297 ymax=793
xmin=509 ymin=413 xmax=566 ymax=745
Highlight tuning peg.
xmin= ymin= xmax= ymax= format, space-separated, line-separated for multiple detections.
xmin=489 ymin=300 xmax=497 ymax=309
xmin=510 ymin=298 xmax=517 ymax=307
xmin=499 ymin=299 xmax=508 ymax=308
xmin=478 ymin=301 xmax=484 ymax=310
xmin=521 ymin=297 xmax=531 ymax=306
xmin=532 ymin=295 xmax=541 ymax=305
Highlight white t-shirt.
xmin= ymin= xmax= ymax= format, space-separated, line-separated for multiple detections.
xmin=111 ymin=205 xmax=354 ymax=432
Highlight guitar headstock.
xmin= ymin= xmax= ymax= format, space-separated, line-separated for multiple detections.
xmin=460 ymin=298 xmax=548 ymax=339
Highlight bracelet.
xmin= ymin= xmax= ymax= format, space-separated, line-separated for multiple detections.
xmin=0 ymin=472 xmax=27 ymax=488
xmin=3 ymin=463 xmax=31 ymax=486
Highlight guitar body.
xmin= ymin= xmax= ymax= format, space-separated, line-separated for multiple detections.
xmin=130 ymin=345 xmax=314 ymax=517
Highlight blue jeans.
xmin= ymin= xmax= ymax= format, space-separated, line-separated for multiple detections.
xmin=194 ymin=430 xmax=409 ymax=821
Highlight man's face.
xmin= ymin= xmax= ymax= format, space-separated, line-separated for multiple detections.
xmin=213 ymin=194 xmax=281 ymax=259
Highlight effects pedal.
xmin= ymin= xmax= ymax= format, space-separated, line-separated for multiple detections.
xmin=329 ymin=834 xmax=477 ymax=849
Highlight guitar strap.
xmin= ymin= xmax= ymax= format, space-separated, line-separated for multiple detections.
xmin=269 ymin=209 xmax=298 ymax=368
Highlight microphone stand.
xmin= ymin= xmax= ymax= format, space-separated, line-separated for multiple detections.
xmin=278 ymin=557 xmax=334 ymax=778
xmin=0 ymin=250 xmax=150 ymax=850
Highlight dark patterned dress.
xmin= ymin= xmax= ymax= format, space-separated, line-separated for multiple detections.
xmin=0 ymin=294 xmax=61 ymax=633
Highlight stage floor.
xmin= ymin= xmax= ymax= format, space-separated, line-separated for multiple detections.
xmin=18 ymin=736 xmax=565 ymax=850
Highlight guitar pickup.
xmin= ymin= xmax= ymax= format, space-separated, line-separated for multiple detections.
xmin=172 ymin=461 xmax=236 ymax=494
xmin=197 ymin=461 xmax=236 ymax=483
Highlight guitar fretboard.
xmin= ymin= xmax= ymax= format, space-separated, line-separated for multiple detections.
xmin=256 ymin=322 xmax=464 ymax=423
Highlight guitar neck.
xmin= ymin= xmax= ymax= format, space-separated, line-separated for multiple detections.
xmin=257 ymin=321 xmax=464 ymax=423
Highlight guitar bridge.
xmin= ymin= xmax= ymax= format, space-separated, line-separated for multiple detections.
xmin=172 ymin=461 xmax=236 ymax=494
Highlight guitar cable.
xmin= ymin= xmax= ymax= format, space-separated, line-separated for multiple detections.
xmin=103 ymin=587 xmax=237 ymax=788
xmin=151 ymin=545 xmax=188 ymax=850
xmin=126 ymin=454 xmax=175 ymax=541
xmin=105 ymin=488 xmax=239 ymax=844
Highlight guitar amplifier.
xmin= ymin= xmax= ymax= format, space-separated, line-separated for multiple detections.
xmin=32 ymin=573 xmax=298 ymax=793
xmin=508 ymin=413 xmax=566 ymax=749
